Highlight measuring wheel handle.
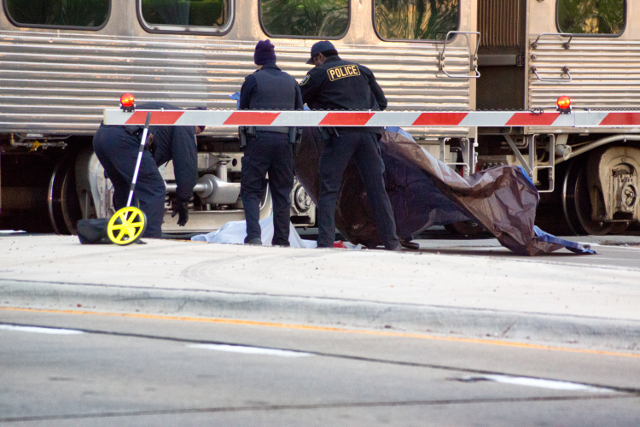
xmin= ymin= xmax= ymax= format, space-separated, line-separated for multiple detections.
xmin=107 ymin=207 xmax=147 ymax=245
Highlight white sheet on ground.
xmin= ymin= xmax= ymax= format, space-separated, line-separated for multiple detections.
xmin=191 ymin=215 xmax=317 ymax=248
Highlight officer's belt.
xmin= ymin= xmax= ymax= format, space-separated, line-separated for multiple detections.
xmin=121 ymin=125 xmax=144 ymax=137
xmin=255 ymin=126 xmax=289 ymax=134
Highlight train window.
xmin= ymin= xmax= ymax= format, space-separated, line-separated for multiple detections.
xmin=139 ymin=0 xmax=231 ymax=33
xmin=260 ymin=0 xmax=349 ymax=38
xmin=374 ymin=0 xmax=459 ymax=41
xmin=557 ymin=0 xmax=625 ymax=35
xmin=5 ymin=0 xmax=109 ymax=29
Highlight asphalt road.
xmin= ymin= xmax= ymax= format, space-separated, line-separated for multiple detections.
xmin=1 ymin=309 xmax=639 ymax=426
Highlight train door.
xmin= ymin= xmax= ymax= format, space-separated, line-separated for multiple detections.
xmin=476 ymin=0 xmax=527 ymax=111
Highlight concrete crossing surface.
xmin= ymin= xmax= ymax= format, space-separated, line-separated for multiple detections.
xmin=1 ymin=233 xmax=639 ymax=351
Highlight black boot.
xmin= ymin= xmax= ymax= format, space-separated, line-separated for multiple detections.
xmin=400 ymin=239 xmax=420 ymax=250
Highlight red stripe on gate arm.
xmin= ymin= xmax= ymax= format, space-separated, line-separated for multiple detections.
xmin=319 ymin=112 xmax=375 ymax=126
xmin=223 ymin=112 xmax=280 ymax=125
xmin=125 ymin=111 xmax=184 ymax=125
xmin=506 ymin=112 xmax=560 ymax=126
xmin=412 ymin=113 xmax=468 ymax=126
xmin=599 ymin=113 xmax=640 ymax=126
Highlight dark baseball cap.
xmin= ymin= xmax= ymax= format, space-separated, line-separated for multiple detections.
xmin=306 ymin=40 xmax=336 ymax=64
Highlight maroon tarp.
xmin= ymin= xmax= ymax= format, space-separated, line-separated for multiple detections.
xmin=295 ymin=128 xmax=591 ymax=256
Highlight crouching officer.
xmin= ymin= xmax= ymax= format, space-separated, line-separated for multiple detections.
xmin=299 ymin=41 xmax=401 ymax=251
xmin=239 ymin=40 xmax=303 ymax=246
xmin=93 ymin=102 xmax=204 ymax=238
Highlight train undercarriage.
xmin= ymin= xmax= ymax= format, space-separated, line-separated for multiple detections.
xmin=2 ymin=128 xmax=639 ymax=237
xmin=0 ymin=133 xmax=315 ymax=236
xmin=476 ymin=131 xmax=640 ymax=236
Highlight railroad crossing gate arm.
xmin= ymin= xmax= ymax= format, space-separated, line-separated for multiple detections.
xmin=102 ymin=109 xmax=640 ymax=129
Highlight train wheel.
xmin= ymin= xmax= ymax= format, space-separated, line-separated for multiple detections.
xmin=107 ymin=207 xmax=147 ymax=245
xmin=562 ymin=161 xmax=614 ymax=236
xmin=48 ymin=155 xmax=83 ymax=235
xmin=561 ymin=161 xmax=584 ymax=235
xmin=444 ymin=220 xmax=485 ymax=238
xmin=609 ymin=222 xmax=630 ymax=235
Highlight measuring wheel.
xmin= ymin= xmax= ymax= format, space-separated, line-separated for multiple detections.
xmin=107 ymin=206 xmax=147 ymax=245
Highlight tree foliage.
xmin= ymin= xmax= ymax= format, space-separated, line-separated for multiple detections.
xmin=558 ymin=0 xmax=625 ymax=34
xmin=375 ymin=0 xmax=458 ymax=40
xmin=141 ymin=0 xmax=227 ymax=27
xmin=6 ymin=0 xmax=109 ymax=27
xmin=261 ymin=0 xmax=348 ymax=37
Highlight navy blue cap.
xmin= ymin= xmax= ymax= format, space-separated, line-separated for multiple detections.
xmin=306 ymin=40 xmax=336 ymax=64
xmin=254 ymin=40 xmax=277 ymax=65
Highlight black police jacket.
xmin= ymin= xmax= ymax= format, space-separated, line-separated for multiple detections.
xmin=239 ymin=63 xmax=303 ymax=111
xmin=137 ymin=102 xmax=198 ymax=204
xmin=299 ymin=56 xmax=387 ymax=112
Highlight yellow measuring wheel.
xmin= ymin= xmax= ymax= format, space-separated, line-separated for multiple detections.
xmin=107 ymin=206 xmax=147 ymax=245
xmin=105 ymin=109 xmax=152 ymax=246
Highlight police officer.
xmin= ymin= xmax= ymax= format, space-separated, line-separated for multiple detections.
xmin=239 ymin=40 xmax=303 ymax=246
xmin=299 ymin=41 xmax=401 ymax=251
xmin=93 ymin=102 xmax=203 ymax=239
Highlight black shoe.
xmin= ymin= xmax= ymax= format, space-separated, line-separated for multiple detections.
xmin=400 ymin=239 xmax=419 ymax=250
xmin=245 ymin=237 xmax=262 ymax=245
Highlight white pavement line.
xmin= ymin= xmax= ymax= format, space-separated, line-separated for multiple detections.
xmin=187 ymin=343 xmax=313 ymax=358
xmin=0 ymin=324 xmax=83 ymax=335
xmin=469 ymin=375 xmax=616 ymax=393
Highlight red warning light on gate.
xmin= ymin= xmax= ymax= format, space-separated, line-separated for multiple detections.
xmin=120 ymin=93 xmax=135 ymax=112
xmin=556 ymin=96 xmax=571 ymax=113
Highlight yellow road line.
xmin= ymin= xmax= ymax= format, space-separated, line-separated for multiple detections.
xmin=2 ymin=306 xmax=639 ymax=359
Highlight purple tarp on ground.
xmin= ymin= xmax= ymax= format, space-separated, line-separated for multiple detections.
xmin=294 ymin=127 xmax=594 ymax=256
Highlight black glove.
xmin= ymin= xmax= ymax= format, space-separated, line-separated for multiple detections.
xmin=171 ymin=199 xmax=189 ymax=226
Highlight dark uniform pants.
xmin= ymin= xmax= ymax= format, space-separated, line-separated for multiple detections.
xmin=93 ymin=126 xmax=166 ymax=239
xmin=241 ymin=132 xmax=294 ymax=246
xmin=317 ymin=131 xmax=400 ymax=249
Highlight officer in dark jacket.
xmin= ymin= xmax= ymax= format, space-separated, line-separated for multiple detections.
xmin=93 ymin=102 xmax=203 ymax=239
xmin=240 ymin=40 xmax=303 ymax=246
xmin=299 ymin=41 xmax=401 ymax=250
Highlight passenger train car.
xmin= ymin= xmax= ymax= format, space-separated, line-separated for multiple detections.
xmin=0 ymin=0 xmax=637 ymax=236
